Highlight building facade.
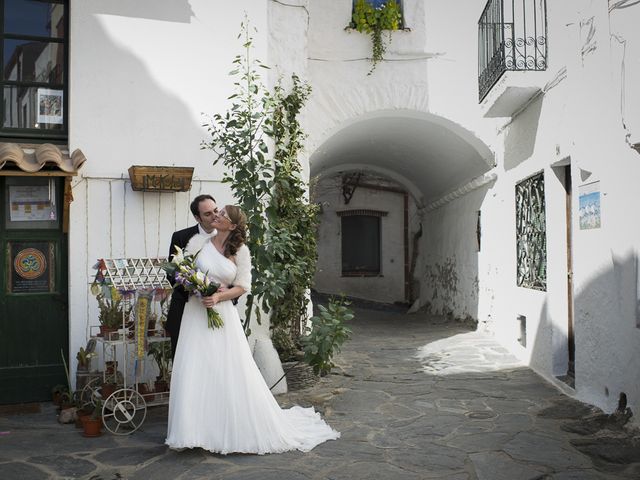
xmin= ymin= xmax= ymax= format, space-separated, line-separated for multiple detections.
xmin=1 ymin=0 xmax=639 ymax=423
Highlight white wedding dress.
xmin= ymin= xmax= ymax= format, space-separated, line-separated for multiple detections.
xmin=165 ymin=235 xmax=340 ymax=454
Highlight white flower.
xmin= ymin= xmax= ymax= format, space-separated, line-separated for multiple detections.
xmin=172 ymin=245 xmax=185 ymax=265
xmin=195 ymin=271 xmax=206 ymax=283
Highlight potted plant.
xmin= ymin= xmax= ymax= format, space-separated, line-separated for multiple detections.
xmin=147 ymin=340 xmax=172 ymax=392
xmin=94 ymin=290 xmax=124 ymax=338
xmin=76 ymin=346 xmax=96 ymax=372
xmin=301 ymin=297 xmax=353 ymax=376
xmin=51 ymin=384 xmax=69 ymax=406
xmin=81 ymin=399 xmax=103 ymax=437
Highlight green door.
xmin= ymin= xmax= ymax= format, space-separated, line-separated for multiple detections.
xmin=0 ymin=176 xmax=68 ymax=404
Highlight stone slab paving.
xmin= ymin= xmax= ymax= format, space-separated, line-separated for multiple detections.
xmin=1 ymin=306 xmax=639 ymax=479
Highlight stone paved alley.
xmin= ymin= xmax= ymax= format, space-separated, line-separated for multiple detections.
xmin=1 ymin=305 xmax=639 ymax=479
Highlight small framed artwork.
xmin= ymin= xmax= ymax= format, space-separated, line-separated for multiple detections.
xmin=578 ymin=181 xmax=601 ymax=230
xmin=37 ymin=88 xmax=64 ymax=125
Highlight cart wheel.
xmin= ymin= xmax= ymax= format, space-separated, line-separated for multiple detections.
xmin=102 ymin=388 xmax=147 ymax=435
xmin=80 ymin=376 xmax=102 ymax=408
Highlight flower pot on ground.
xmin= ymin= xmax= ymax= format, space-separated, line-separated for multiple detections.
xmin=51 ymin=384 xmax=68 ymax=406
xmin=75 ymin=407 xmax=92 ymax=428
xmin=81 ymin=400 xmax=103 ymax=437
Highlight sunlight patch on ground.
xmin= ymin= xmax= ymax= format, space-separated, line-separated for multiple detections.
xmin=415 ymin=330 xmax=524 ymax=375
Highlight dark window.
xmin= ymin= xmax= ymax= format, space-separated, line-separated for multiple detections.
xmin=1 ymin=0 xmax=67 ymax=141
xmin=341 ymin=215 xmax=381 ymax=275
xmin=358 ymin=0 xmax=389 ymax=8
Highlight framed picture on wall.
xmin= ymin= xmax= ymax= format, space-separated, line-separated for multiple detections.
xmin=37 ymin=88 xmax=64 ymax=125
xmin=578 ymin=181 xmax=601 ymax=230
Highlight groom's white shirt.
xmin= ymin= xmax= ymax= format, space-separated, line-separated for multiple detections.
xmin=198 ymin=225 xmax=217 ymax=238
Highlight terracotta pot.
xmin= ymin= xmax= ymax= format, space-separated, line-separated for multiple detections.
xmin=75 ymin=409 xmax=92 ymax=428
xmin=154 ymin=379 xmax=168 ymax=393
xmin=99 ymin=326 xmax=117 ymax=339
xmin=137 ymin=383 xmax=155 ymax=402
xmin=81 ymin=416 xmax=102 ymax=437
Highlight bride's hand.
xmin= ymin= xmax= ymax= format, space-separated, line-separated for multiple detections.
xmin=202 ymin=293 xmax=220 ymax=308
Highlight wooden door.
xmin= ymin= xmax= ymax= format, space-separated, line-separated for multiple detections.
xmin=0 ymin=176 xmax=68 ymax=404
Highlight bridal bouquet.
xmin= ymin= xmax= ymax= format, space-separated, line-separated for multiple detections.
xmin=163 ymin=246 xmax=224 ymax=329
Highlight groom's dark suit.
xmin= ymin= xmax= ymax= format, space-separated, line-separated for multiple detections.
xmin=166 ymin=224 xmax=199 ymax=358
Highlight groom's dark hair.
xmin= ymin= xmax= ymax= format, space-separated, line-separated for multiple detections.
xmin=190 ymin=194 xmax=216 ymax=217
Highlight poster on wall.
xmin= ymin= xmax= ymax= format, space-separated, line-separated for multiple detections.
xmin=578 ymin=181 xmax=601 ymax=230
xmin=36 ymin=88 xmax=64 ymax=125
xmin=8 ymin=242 xmax=54 ymax=294
xmin=9 ymin=185 xmax=56 ymax=222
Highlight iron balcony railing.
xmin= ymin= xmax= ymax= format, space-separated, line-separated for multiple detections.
xmin=478 ymin=0 xmax=547 ymax=102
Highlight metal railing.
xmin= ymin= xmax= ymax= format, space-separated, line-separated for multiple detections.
xmin=478 ymin=0 xmax=547 ymax=101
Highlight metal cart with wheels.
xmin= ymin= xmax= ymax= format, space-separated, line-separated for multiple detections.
xmin=86 ymin=257 xmax=173 ymax=435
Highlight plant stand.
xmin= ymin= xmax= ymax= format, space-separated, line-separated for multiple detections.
xmin=87 ymin=256 xmax=173 ymax=435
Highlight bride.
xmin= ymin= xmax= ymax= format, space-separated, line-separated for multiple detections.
xmin=165 ymin=205 xmax=340 ymax=454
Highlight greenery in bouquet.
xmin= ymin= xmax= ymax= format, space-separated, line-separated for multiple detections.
xmin=163 ymin=246 xmax=223 ymax=329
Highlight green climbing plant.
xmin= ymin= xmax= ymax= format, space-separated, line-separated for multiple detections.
xmin=267 ymin=76 xmax=319 ymax=359
xmin=351 ymin=0 xmax=402 ymax=74
xmin=203 ymin=20 xmax=318 ymax=351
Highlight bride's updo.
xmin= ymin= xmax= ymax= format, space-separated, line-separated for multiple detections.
xmin=224 ymin=205 xmax=247 ymax=257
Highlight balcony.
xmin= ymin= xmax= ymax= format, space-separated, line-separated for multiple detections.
xmin=478 ymin=0 xmax=547 ymax=118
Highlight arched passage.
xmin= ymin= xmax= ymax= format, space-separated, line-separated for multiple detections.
xmin=310 ymin=110 xmax=494 ymax=309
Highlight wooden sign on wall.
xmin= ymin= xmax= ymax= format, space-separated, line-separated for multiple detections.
xmin=128 ymin=166 xmax=194 ymax=192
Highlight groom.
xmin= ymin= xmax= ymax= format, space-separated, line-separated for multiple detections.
xmin=166 ymin=194 xmax=218 ymax=358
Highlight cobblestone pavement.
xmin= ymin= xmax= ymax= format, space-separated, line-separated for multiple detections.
xmin=1 ymin=306 xmax=639 ymax=479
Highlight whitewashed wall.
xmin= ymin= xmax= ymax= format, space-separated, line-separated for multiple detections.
xmin=423 ymin=0 xmax=640 ymax=422
xmin=67 ymin=0 xmax=269 ymax=381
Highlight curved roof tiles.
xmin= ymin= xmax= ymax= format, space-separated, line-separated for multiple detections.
xmin=0 ymin=143 xmax=86 ymax=174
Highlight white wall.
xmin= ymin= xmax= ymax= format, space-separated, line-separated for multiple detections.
xmin=67 ymin=0 xmax=269 ymax=381
xmin=423 ymin=0 xmax=640 ymax=422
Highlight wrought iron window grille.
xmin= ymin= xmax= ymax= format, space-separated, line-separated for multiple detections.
xmin=515 ymin=172 xmax=547 ymax=291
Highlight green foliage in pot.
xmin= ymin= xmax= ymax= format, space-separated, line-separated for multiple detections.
xmin=147 ymin=340 xmax=172 ymax=383
xmin=95 ymin=291 xmax=125 ymax=329
xmin=302 ymin=298 xmax=354 ymax=376
xmin=352 ymin=0 xmax=402 ymax=74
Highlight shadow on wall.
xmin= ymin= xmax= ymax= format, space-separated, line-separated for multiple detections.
xmin=503 ymin=95 xmax=543 ymax=171
xmin=74 ymin=7 xmax=217 ymax=174
xmin=88 ymin=0 xmax=194 ymax=22
xmin=528 ymin=249 xmax=640 ymax=419
xmin=72 ymin=11 xmax=222 ymax=256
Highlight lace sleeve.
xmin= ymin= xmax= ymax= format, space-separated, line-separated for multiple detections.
xmin=233 ymin=245 xmax=252 ymax=294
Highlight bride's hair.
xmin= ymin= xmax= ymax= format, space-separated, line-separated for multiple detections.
xmin=224 ymin=205 xmax=247 ymax=257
